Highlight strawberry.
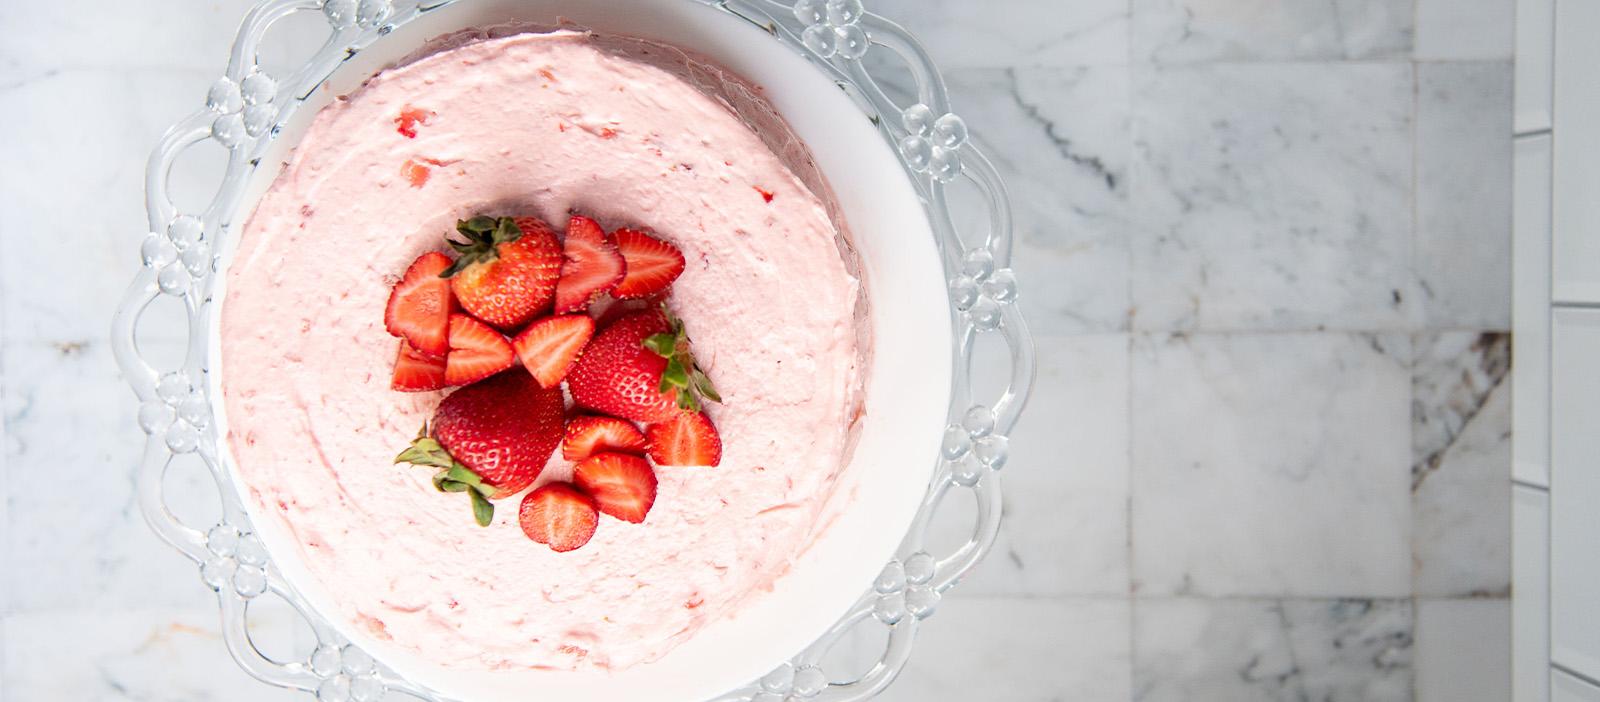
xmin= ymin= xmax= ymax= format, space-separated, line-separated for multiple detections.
xmin=611 ymin=228 xmax=685 ymax=299
xmin=568 ymin=308 xmax=721 ymax=422
xmin=646 ymin=411 xmax=722 ymax=467
xmin=589 ymin=293 xmax=666 ymax=328
xmin=395 ymin=371 xmax=565 ymax=525
xmin=573 ymin=453 xmax=658 ymax=523
xmin=519 ymin=482 xmax=599 ymax=551
xmin=553 ymin=215 xmax=625 ymax=314
xmin=391 ymin=339 xmax=447 ymax=392
xmin=511 ymin=314 xmax=594 ymax=388
xmin=562 ymin=415 xmax=649 ymax=461
xmin=384 ymin=251 xmax=455 ymax=357
xmin=444 ymin=314 xmax=515 ymax=386
xmin=441 ymin=216 xmax=563 ymax=329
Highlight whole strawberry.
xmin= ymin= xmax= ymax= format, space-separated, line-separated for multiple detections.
xmin=567 ymin=308 xmax=720 ymax=423
xmin=441 ymin=216 xmax=562 ymax=330
xmin=395 ymin=371 xmax=564 ymax=525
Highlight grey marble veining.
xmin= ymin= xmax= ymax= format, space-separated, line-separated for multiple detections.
xmin=1129 ymin=62 xmax=1416 ymax=332
xmin=1131 ymin=332 xmax=1412 ymax=598
xmin=1134 ymin=598 xmax=1413 ymax=702
xmin=1411 ymin=332 xmax=1512 ymax=597
xmin=1132 ymin=0 xmax=1413 ymax=63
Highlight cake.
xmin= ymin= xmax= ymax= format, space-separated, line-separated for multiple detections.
xmin=220 ymin=29 xmax=865 ymax=672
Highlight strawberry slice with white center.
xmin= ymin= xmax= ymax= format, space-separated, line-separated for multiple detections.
xmin=646 ymin=411 xmax=722 ymax=467
xmin=562 ymin=415 xmax=649 ymax=461
xmin=553 ymin=215 xmax=625 ymax=314
xmin=390 ymin=339 xmax=447 ymax=392
xmin=519 ymin=482 xmax=599 ymax=551
xmin=612 ymin=228 xmax=685 ymax=299
xmin=443 ymin=313 xmax=515 ymax=386
xmin=511 ymin=314 xmax=594 ymax=388
xmin=384 ymin=251 xmax=455 ymax=357
xmin=573 ymin=452 xmax=658 ymax=523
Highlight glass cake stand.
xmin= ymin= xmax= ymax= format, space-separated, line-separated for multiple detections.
xmin=111 ymin=1 xmax=1034 ymax=699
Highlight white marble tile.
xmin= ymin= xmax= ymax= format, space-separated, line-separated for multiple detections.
xmin=866 ymin=0 xmax=1128 ymax=68
xmin=1414 ymin=0 xmax=1514 ymax=60
xmin=3 ymin=606 xmax=304 ymax=701
xmin=944 ymin=67 xmax=1131 ymax=334
xmin=1132 ymin=0 xmax=1412 ymax=63
xmin=3 ymin=341 xmax=222 ymax=612
xmin=1411 ymin=332 xmax=1511 ymax=597
xmin=1415 ymin=62 xmax=1514 ymax=330
xmin=1129 ymin=63 xmax=1415 ymax=332
xmin=1131 ymin=333 xmax=1411 ymax=597
xmin=1414 ymin=598 xmax=1511 ymax=702
xmin=1133 ymin=597 xmax=1412 ymax=702
xmin=877 ymin=596 xmax=1132 ymax=701
xmin=0 ymin=67 xmax=217 ymax=344
xmin=0 ymin=0 xmax=257 ymax=78
xmin=929 ymin=334 xmax=1129 ymax=596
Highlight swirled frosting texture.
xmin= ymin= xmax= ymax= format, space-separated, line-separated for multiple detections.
xmin=221 ymin=31 xmax=861 ymax=671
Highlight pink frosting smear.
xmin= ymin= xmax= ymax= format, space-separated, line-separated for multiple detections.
xmin=220 ymin=30 xmax=863 ymax=671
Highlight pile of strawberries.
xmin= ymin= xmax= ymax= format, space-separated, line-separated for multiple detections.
xmin=383 ymin=214 xmax=723 ymax=552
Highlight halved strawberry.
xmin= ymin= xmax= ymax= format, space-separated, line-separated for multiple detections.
xmin=612 ymin=228 xmax=685 ymax=299
xmin=553 ymin=216 xmax=626 ymax=314
xmin=390 ymin=339 xmax=447 ymax=392
xmin=562 ymin=415 xmax=649 ymax=461
xmin=646 ymin=411 xmax=722 ymax=467
xmin=384 ymin=251 xmax=455 ymax=357
xmin=519 ymin=482 xmax=599 ymax=551
xmin=444 ymin=313 xmax=514 ymax=386
xmin=511 ymin=314 xmax=594 ymax=388
xmin=573 ymin=453 xmax=658 ymax=523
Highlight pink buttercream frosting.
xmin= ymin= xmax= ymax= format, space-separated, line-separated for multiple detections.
xmin=220 ymin=30 xmax=863 ymax=671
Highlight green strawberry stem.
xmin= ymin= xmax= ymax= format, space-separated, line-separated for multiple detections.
xmin=439 ymin=216 xmax=524 ymax=279
xmin=645 ymin=306 xmax=721 ymax=412
xmin=395 ymin=425 xmax=496 ymax=527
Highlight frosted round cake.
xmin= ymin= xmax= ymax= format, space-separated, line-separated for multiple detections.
xmin=220 ymin=29 xmax=865 ymax=672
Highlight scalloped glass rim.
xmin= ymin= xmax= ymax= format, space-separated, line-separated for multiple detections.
xmin=111 ymin=1 xmax=1035 ymax=700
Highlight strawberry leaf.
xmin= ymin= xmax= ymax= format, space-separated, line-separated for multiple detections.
xmin=469 ymin=489 xmax=494 ymax=526
xmin=440 ymin=216 xmax=524 ymax=278
xmin=396 ymin=433 xmax=454 ymax=469
xmin=644 ymin=333 xmax=677 ymax=357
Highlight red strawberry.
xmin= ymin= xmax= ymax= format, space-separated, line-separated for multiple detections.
xmin=589 ymin=293 xmax=667 ymax=328
xmin=511 ymin=314 xmax=594 ymax=388
xmin=390 ymin=339 xmax=448 ymax=392
xmin=573 ymin=453 xmax=658 ymax=523
xmin=444 ymin=314 xmax=515 ymax=386
xmin=519 ymin=482 xmax=599 ymax=551
xmin=395 ymin=371 xmax=565 ymax=525
xmin=612 ymin=228 xmax=685 ymax=299
xmin=646 ymin=411 xmax=722 ymax=467
xmin=562 ymin=415 xmax=649 ymax=461
xmin=553 ymin=215 xmax=625 ymax=314
xmin=384 ymin=251 xmax=455 ymax=357
xmin=567 ymin=309 xmax=721 ymax=422
xmin=442 ymin=216 xmax=563 ymax=329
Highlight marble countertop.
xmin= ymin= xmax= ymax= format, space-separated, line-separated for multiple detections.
xmin=0 ymin=0 xmax=1515 ymax=699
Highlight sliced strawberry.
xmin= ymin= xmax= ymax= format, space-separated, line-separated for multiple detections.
xmin=444 ymin=313 xmax=514 ymax=386
xmin=384 ymin=251 xmax=455 ymax=357
xmin=562 ymin=415 xmax=649 ymax=461
xmin=612 ymin=229 xmax=685 ymax=299
xmin=646 ymin=411 xmax=722 ymax=467
xmin=511 ymin=314 xmax=594 ymax=388
xmin=553 ymin=215 xmax=625 ymax=314
xmin=573 ymin=453 xmax=658 ymax=523
xmin=390 ymin=339 xmax=447 ymax=392
xmin=519 ymin=482 xmax=599 ymax=552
